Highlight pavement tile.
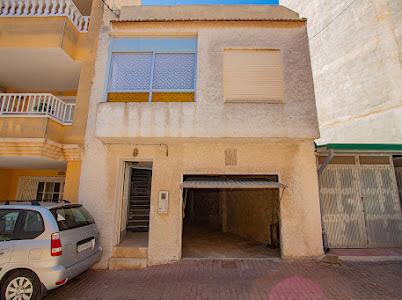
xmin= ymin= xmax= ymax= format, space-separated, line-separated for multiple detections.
xmin=46 ymin=259 xmax=402 ymax=300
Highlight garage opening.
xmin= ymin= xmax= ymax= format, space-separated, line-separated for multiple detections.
xmin=181 ymin=175 xmax=284 ymax=259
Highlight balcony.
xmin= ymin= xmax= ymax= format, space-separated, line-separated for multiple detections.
xmin=0 ymin=93 xmax=75 ymax=143
xmin=0 ymin=0 xmax=90 ymax=32
xmin=0 ymin=93 xmax=75 ymax=124
xmin=0 ymin=0 xmax=92 ymax=62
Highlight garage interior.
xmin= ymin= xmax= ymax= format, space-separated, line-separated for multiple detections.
xmin=182 ymin=175 xmax=282 ymax=259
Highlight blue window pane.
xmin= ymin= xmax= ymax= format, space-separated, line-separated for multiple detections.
xmin=109 ymin=53 xmax=153 ymax=91
xmin=153 ymin=53 xmax=195 ymax=90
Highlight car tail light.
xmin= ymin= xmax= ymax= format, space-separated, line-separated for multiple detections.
xmin=55 ymin=279 xmax=67 ymax=285
xmin=51 ymin=233 xmax=62 ymax=256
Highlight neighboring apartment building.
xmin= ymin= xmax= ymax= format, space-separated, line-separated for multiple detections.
xmin=0 ymin=0 xmax=103 ymax=202
xmin=78 ymin=4 xmax=324 ymax=268
xmin=281 ymin=0 xmax=402 ymax=249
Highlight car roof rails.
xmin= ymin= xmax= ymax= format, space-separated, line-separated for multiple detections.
xmin=0 ymin=200 xmax=41 ymax=206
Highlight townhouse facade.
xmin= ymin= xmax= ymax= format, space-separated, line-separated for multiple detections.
xmin=281 ymin=0 xmax=402 ymax=249
xmin=1 ymin=1 xmax=326 ymax=268
xmin=78 ymin=4 xmax=324 ymax=268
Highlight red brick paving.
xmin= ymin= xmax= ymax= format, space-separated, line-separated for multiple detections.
xmin=46 ymin=259 xmax=402 ymax=300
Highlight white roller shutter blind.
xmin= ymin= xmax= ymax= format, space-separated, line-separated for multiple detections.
xmin=224 ymin=49 xmax=284 ymax=103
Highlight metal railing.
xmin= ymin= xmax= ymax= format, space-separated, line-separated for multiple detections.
xmin=0 ymin=0 xmax=90 ymax=32
xmin=0 ymin=93 xmax=75 ymax=124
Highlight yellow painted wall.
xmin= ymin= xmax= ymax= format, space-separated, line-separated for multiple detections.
xmin=63 ymin=0 xmax=104 ymax=144
xmin=0 ymin=1 xmax=104 ymax=145
xmin=0 ymin=169 xmax=65 ymax=201
xmin=46 ymin=119 xmax=66 ymax=144
xmin=0 ymin=117 xmax=47 ymax=139
xmin=0 ymin=117 xmax=66 ymax=143
xmin=0 ymin=169 xmax=11 ymax=200
xmin=63 ymin=161 xmax=82 ymax=203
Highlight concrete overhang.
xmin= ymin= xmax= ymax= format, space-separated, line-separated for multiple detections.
xmin=116 ymin=5 xmax=302 ymax=22
xmin=0 ymin=17 xmax=91 ymax=61
xmin=0 ymin=48 xmax=80 ymax=92
xmin=0 ymin=156 xmax=67 ymax=170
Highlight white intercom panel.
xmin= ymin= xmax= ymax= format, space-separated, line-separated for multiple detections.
xmin=158 ymin=191 xmax=169 ymax=214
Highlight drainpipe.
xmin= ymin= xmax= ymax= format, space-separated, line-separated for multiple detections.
xmin=317 ymin=148 xmax=334 ymax=252
xmin=317 ymin=149 xmax=334 ymax=176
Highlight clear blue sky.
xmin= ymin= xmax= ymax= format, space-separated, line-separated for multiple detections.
xmin=142 ymin=0 xmax=278 ymax=5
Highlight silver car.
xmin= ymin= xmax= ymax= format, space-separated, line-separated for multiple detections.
xmin=0 ymin=202 xmax=102 ymax=300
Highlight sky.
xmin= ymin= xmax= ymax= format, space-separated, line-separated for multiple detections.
xmin=142 ymin=0 xmax=278 ymax=5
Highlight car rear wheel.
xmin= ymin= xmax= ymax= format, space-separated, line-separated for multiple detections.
xmin=1 ymin=270 xmax=41 ymax=300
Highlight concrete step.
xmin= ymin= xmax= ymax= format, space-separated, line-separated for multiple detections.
xmin=108 ymin=257 xmax=147 ymax=270
xmin=126 ymin=226 xmax=149 ymax=232
xmin=112 ymin=246 xmax=148 ymax=258
xmin=130 ymin=210 xmax=149 ymax=214
xmin=130 ymin=205 xmax=150 ymax=209
xmin=128 ymin=215 xmax=149 ymax=220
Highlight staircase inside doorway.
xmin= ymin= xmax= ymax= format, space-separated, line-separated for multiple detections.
xmin=127 ymin=168 xmax=152 ymax=232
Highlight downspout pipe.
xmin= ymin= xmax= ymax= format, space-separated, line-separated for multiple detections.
xmin=317 ymin=148 xmax=334 ymax=252
xmin=318 ymin=149 xmax=335 ymax=176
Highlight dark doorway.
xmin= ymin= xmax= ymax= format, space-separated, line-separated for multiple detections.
xmin=127 ymin=167 xmax=152 ymax=232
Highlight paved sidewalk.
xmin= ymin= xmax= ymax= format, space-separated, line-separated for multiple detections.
xmin=46 ymin=259 xmax=402 ymax=300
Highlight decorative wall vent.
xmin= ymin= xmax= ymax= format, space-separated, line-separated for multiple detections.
xmin=225 ymin=148 xmax=238 ymax=166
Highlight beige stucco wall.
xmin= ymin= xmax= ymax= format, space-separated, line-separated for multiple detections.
xmin=63 ymin=160 xmax=82 ymax=202
xmin=79 ymin=9 xmax=323 ymax=268
xmin=226 ymin=189 xmax=278 ymax=244
xmin=281 ymin=0 xmax=402 ymax=144
xmin=80 ymin=140 xmax=323 ymax=268
xmin=96 ymin=21 xmax=319 ymax=140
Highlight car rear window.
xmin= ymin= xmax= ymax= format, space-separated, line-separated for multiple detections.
xmin=50 ymin=205 xmax=95 ymax=231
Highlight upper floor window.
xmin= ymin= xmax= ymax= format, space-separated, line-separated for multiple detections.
xmin=106 ymin=37 xmax=197 ymax=103
xmin=224 ymin=49 xmax=284 ymax=103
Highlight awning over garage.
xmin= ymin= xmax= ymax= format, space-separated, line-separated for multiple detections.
xmin=181 ymin=177 xmax=286 ymax=189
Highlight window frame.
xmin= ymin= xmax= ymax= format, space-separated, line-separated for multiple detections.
xmin=35 ymin=181 xmax=64 ymax=202
xmin=104 ymin=37 xmax=198 ymax=103
xmin=106 ymin=50 xmax=197 ymax=103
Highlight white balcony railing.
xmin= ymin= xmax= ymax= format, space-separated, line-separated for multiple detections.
xmin=0 ymin=93 xmax=75 ymax=124
xmin=0 ymin=0 xmax=90 ymax=32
